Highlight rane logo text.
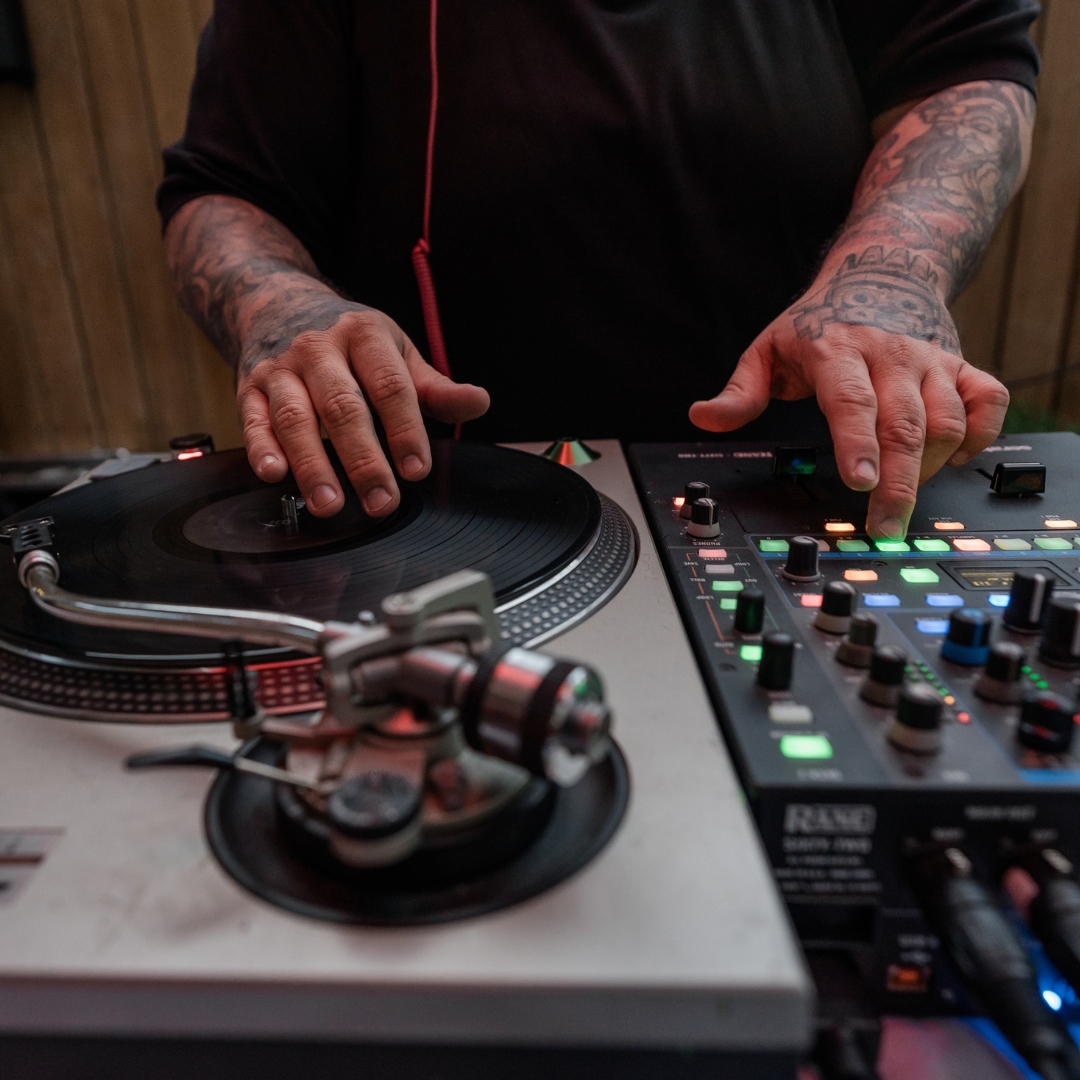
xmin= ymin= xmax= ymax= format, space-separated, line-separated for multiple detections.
xmin=784 ymin=804 xmax=877 ymax=836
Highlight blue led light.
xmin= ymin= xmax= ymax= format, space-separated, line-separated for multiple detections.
xmin=925 ymin=594 xmax=963 ymax=608
xmin=988 ymin=593 xmax=1011 ymax=608
xmin=863 ymin=593 xmax=901 ymax=607
xmin=1044 ymin=989 xmax=1063 ymax=1011
xmin=916 ymin=618 xmax=951 ymax=635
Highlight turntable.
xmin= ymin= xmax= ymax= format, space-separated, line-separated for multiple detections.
xmin=0 ymin=441 xmax=809 ymax=1079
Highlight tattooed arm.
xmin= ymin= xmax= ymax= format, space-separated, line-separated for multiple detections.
xmin=164 ymin=194 xmax=489 ymax=517
xmin=691 ymin=81 xmax=1034 ymax=538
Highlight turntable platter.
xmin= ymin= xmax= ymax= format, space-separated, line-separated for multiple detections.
xmin=0 ymin=441 xmax=635 ymax=721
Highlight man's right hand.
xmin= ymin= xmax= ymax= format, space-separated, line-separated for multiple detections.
xmin=165 ymin=195 xmax=489 ymax=519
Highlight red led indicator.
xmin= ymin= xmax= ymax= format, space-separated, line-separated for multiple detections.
xmin=177 ymin=449 xmax=204 ymax=461
xmin=673 ymin=497 xmax=685 ymax=508
xmin=957 ymin=712 xmax=971 ymax=724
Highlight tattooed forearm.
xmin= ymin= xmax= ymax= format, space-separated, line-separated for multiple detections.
xmin=793 ymin=80 xmax=1034 ymax=352
xmin=164 ymin=195 xmax=364 ymax=374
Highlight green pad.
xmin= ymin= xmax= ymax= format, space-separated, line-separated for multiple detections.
xmin=758 ymin=539 xmax=789 ymax=553
xmin=900 ymin=567 xmax=940 ymax=584
xmin=739 ymin=644 xmax=763 ymax=662
xmin=711 ymin=580 xmax=744 ymax=592
xmin=1034 ymin=537 xmax=1072 ymax=550
xmin=874 ymin=539 xmax=911 ymax=553
xmin=993 ymin=538 xmax=1031 ymax=551
xmin=779 ymin=734 xmax=833 ymax=760
xmin=719 ymin=597 xmax=738 ymax=610
xmin=836 ymin=539 xmax=870 ymax=553
xmin=913 ymin=538 xmax=950 ymax=552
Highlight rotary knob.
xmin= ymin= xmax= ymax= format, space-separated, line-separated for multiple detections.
xmin=940 ymin=609 xmax=992 ymax=667
xmin=757 ymin=631 xmax=794 ymax=691
xmin=1039 ymin=598 xmax=1080 ymax=670
xmin=687 ymin=497 xmax=720 ymax=539
xmin=860 ymin=645 xmax=907 ymax=706
xmin=837 ymin=613 xmax=879 ymax=668
xmin=1017 ymin=691 xmax=1077 ymax=754
xmin=814 ymin=581 xmax=856 ymax=634
xmin=782 ymin=536 xmax=821 ymax=582
xmin=1004 ymin=569 xmax=1054 ymax=634
xmin=974 ymin=641 xmax=1027 ymax=704
xmin=681 ymin=482 xmax=709 ymax=519
xmin=734 ymin=588 xmax=765 ymax=634
xmin=887 ymin=683 xmax=944 ymax=754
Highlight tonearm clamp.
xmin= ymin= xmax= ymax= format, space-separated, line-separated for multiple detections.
xmin=16 ymin=541 xmax=613 ymax=871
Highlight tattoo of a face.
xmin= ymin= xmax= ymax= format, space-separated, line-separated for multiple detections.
xmin=843 ymin=81 xmax=1031 ymax=300
xmin=793 ymin=245 xmax=960 ymax=354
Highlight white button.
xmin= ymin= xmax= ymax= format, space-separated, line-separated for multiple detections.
xmin=768 ymin=703 xmax=814 ymax=724
xmin=706 ymin=564 xmax=735 ymax=574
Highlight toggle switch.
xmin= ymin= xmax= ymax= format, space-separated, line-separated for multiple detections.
xmin=837 ymin=612 xmax=879 ymax=668
xmin=814 ymin=581 xmax=856 ymax=634
xmin=860 ymin=645 xmax=908 ymax=707
xmin=782 ymin=535 xmax=821 ymax=582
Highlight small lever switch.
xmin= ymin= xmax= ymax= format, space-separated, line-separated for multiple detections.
xmin=887 ymin=683 xmax=944 ymax=754
xmin=687 ymin=498 xmax=721 ymax=539
xmin=1004 ymin=569 xmax=1054 ymax=634
xmin=990 ymin=461 xmax=1045 ymax=496
xmin=681 ymin=482 xmax=709 ymax=519
xmin=837 ymin=613 xmax=878 ymax=668
xmin=814 ymin=581 xmax=856 ymax=634
xmin=734 ymin=588 xmax=765 ymax=634
xmin=782 ymin=536 xmax=821 ymax=582
xmin=860 ymin=645 xmax=907 ymax=707
xmin=974 ymin=641 xmax=1026 ymax=704
xmin=758 ymin=632 xmax=794 ymax=691
xmin=941 ymin=609 xmax=992 ymax=667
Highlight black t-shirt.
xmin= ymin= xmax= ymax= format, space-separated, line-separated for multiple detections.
xmin=159 ymin=0 xmax=1039 ymax=443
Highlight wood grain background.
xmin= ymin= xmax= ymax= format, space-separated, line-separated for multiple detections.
xmin=1 ymin=0 xmax=1078 ymax=455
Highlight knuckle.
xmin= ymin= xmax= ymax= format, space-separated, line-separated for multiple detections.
xmin=878 ymin=476 xmax=918 ymax=507
xmin=829 ymin=380 xmax=877 ymax=416
xmin=366 ymin=365 xmax=414 ymax=406
xmin=878 ymin=414 xmax=925 ymax=455
xmin=345 ymin=447 xmax=392 ymax=488
xmin=319 ymin=386 xmax=366 ymax=429
xmin=979 ymin=382 xmax=1011 ymax=412
xmin=271 ymin=398 xmax=313 ymax=438
xmin=926 ymin=413 xmax=967 ymax=447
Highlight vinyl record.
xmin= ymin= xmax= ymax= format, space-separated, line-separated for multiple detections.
xmin=0 ymin=441 xmax=636 ymax=720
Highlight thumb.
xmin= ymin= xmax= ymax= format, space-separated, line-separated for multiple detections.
xmin=405 ymin=345 xmax=491 ymax=424
xmin=689 ymin=341 xmax=772 ymax=433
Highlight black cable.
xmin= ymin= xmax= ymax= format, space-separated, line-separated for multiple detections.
xmin=909 ymin=846 xmax=1080 ymax=1080
xmin=1020 ymin=848 xmax=1080 ymax=995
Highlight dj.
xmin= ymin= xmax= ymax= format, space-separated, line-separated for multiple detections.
xmin=158 ymin=1 xmax=1038 ymax=540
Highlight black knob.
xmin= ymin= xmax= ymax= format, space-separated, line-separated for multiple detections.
xmin=1004 ymin=570 xmax=1054 ymax=634
xmin=837 ymin=612 xmax=879 ymax=667
xmin=941 ymin=609 xmax=992 ymax=666
xmin=860 ymin=645 xmax=908 ymax=706
xmin=681 ymin=482 xmax=709 ymax=519
xmin=327 ymin=771 xmax=422 ymax=839
xmin=887 ymin=683 xmax=944 ymax=754
xmin=687 ymin=497 xmax=721 ymax=539
xmin=782 ymin=535 xmax=820 ymax=582
xmin=1017 ymin=691 xmax=1076 ymax=754
xmin=1040 ymin=598 xmax=1080 ymax=670
xmin=814 ymin=581 xmax=856 ymax=634
xmin=975 ymin=641 xmax=1027 ymax=703
xmin=734 ymin=588 xmax=765 ymax=634
xmin=757 ymin=631 xmax=794 ymax=690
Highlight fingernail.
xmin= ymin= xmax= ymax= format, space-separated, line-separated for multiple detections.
xmin=256 ymin=455 xmax=279 ymax=476
xmin=854 ymin=460 xmax=878 ymax=484
xmin=949 ymin=452 xmax=970 ymax=466
xmin=401 ymin=454 xmax=424 ymax=478
xmin=876 ymin=518 xmax=906 ymax=539
xmin=364 ymin=487 xmax=392 ymax=513
xmin=310 ymin=485 xmax=338 ymax=511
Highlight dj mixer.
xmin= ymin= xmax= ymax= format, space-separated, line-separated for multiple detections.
xmin=631 ymin=432 xmax=1080 ymax=1074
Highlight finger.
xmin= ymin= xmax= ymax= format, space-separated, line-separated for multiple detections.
xmin=238 ymin=386 xmax=288 ymax=483
xmin=811 ymin=350 xmax=880 ymax=491
xmin=866 ymin=372 xmax=927 ymax=539
xmin=950 ymin=365 xmax=1010 ymax=465
xmin=688 ymin=342 xmax=772 ymax=432
xmin=919 ymin=367 xmax=967 ymax=484
xmin=348 ymin=328 xmax=431 ymax=483
xmin=265 ymin=370 xmax=345 ymax=518
xmin=303 ymin=348 xmax=400 ymax=516
xmin=404 ymin=339 xmax=490 ymax=424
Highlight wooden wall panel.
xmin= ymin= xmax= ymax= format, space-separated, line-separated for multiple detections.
xmin=0 ymin=2 xmax=1079 ymax=454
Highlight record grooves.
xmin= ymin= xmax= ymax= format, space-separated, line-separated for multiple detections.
xmin=0 ymin=441 xmax=636 ymax=721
